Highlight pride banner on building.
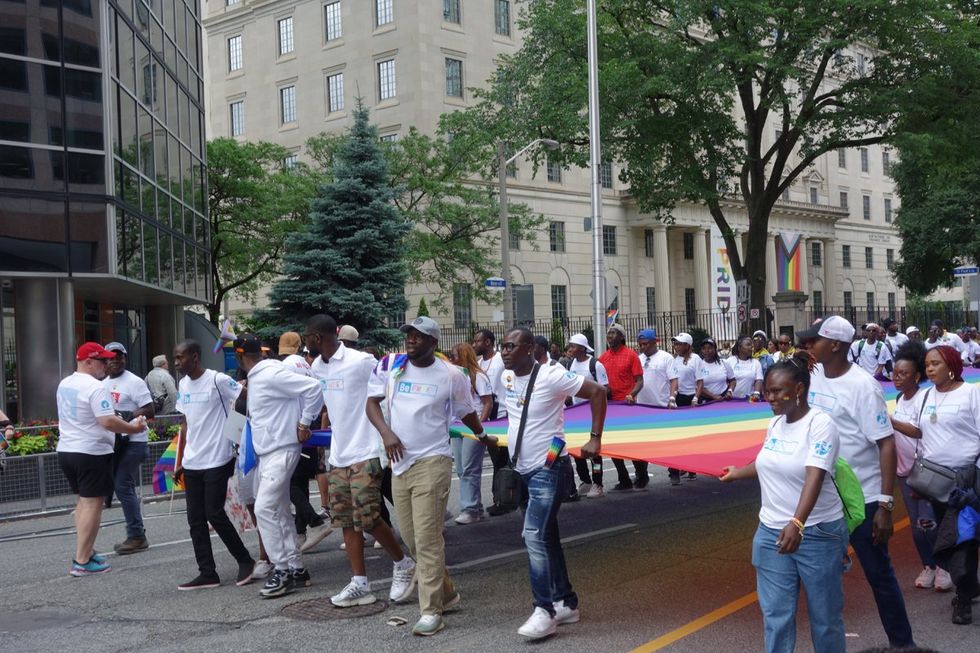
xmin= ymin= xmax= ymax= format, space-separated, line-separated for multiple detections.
xmin=710 ymin=226 xmax=738 ymax=340
xmin=776 ymin=232 xmax=803 ymax=292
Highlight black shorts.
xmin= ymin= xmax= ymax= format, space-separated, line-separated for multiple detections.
xmin=58 ymin=452 xmax=114 ymax=498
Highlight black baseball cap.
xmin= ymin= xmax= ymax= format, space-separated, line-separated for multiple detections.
xmin=234 ymin=333 xmax=263 ymax=354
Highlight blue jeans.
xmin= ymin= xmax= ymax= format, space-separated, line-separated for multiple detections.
xmin=452 ymin=437 xmax=485 ymax=516
xmin=114 ymin=441 xmax=148 ymax=539
xmin=752 ymin=518 xmax=848 ymax=653
xmin=850 ymin=502 xmax=914 ymax=647
xmin=897 ymin=475 xmax=937 ymax=568
xmin=520 ymin=456 xmax=577 ymax=615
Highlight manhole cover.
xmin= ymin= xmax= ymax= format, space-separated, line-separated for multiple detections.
xmin=282 ymin=598 xmax=390 ymax=621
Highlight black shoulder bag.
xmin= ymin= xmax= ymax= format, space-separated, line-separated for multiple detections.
xmin=491 ymin=363 xmax=540 ymax=511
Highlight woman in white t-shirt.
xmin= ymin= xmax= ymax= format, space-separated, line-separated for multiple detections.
xmin=729 ymin=336 xmax=764 ymax=400
xmin=888 ymin=341 xmax=950 ymax=591
xmin=671 ymin=333 xmax=702 ymax=407
xmin=695 ymin=338 xmax=734 ymax=404
xmin=450 ymin=343 xmax=496 ymax=524
xmin=722 ymin=351 xmax=848 ymax=653
xmin=915 ymin=345 xmax=980 ymax=625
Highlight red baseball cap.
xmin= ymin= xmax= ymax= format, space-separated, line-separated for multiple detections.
xmin=76 ymin=342 xmax=115 ymax=361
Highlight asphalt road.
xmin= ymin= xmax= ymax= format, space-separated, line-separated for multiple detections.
xmin=0 ymin=462 xmax=977 ymax=653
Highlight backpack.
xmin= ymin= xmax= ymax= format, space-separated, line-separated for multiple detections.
xmin=831 ymin=457 xmax=866 ymax=533
xmin=853 ymin=340 xmax=893 ymax=374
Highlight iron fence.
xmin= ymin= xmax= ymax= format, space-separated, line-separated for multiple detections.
xmin=803 ymin=305 xmax=976 ymax=333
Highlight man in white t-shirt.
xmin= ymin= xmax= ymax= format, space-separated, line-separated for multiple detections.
xmin=173 ymin=339 xmax=255 ymax=591
xmin=102 ymin=342 xmax=155 ymax=555
xmin=563 ymin=333 xmax=608 ymax=498
xmin=849 ymin=323 xmax=893 ymax=378
xmin=882 ymin=318 xmax=909 ymax=353
xmin=925 ymin=319 xmax=966 ymax=354
xmin=473 ymin=328 xmax=514 ymax=516
xmin=305 ymin=314 xmax=417 ymax=609
xmin=499 ymin=328 xmax=606 ymax=640
xmin=797 ymin=316 xmax=914 ymax=649
xmin=636 ymin=329 xmax=678 ymax=407
xmin=367 ymin=317 xmax=486 ymax=637
xmin=57 ymin=342 xmax=147 ymax=577
xmin=961 ymin=327 xmax=980 ymax=365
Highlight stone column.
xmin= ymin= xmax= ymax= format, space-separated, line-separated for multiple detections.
xmin=652 ymin=224 xmax=672 ymax=313
xmin=823 ymin=238 xmax=838 ymax=308
xmin=15 ymin=279 xmax=75 ymax=420
xmin=693 ymin=228 xmax=710 ymax=311
xmin=765 ymin=232 xmax=778 ymax=303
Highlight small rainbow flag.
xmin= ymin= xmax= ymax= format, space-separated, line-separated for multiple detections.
xmin=544 ymin=435 xmax=566 ymax=469
xmin=606 ymin=309 xmax=619 ymax=327
xmin=152 ymin=435 xmax=184 ymax=494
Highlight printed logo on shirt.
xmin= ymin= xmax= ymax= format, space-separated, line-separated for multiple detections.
xmin=100 ymin=399 xmax=111 ymax=410
xmin=564 ymin=371 xmax=578 ymax=380
xmin=813 ymin=440 xmax=832 ymax=457
xmin=228 ymin=378 xmax=238 ymax=389
xmin=808 ymin=390 xmax=837 ymax=413
xmin=875 ymin=411 xmax=888 ymax=427
xmin=110 ymin=391 xmax=121 ymax=404
xmin=397 ymin=381 xmax=437 ymax=396
xmin=924 ymin=404 xmax=960 ymax=417
xmin=320 ymin=379 xmax=344 ymax=392
xmin=181 ymin=391 xmax=213 ymax=404
xmin=57 ymin=387 xmax=79 ymax=419
xmin=763 ymin=435 xmax=798 ymax=455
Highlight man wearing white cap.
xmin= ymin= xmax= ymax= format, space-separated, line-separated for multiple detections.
xmin=564 ymin=333 xmax=609 ymax=498
xmin=751 ymin=330 xmax=774 ymax=374
xmin=906 ymin=326 xmax=922 ymax=343
xmin=849 ymin=323 xmax=893 ymax=378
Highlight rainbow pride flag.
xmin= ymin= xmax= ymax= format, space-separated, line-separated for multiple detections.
xmin=152 ymin=435 xmax=184 ymax=494
xmin=776 ymin=232 xmax=803 ymax=292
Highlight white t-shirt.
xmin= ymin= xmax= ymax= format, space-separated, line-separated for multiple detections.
xmin=920 ymin=383 xmax=980 ymax=470
xmin=103 ymin=370 xmax=153 ymax=442
xmin=281 ymin=353 xmax=313 ymax=377
xmin=961 ymin=339 xmax=980 ymax=364
xmin=367 ymin=356 xmax=478 ymax=476
xmin=756 ymin=410 xmax=843 ymax=529
xmin=729 ymin=357 xmax=764 ymax=398
xmin=849 ymin=339 xmax=892 ymax=376
xmin=56 ymin=372 xmax=117 ymax=455
xmin=568 ymin=356 xmax=608 ymax=406
xmin=696 ymin=359 xmax=732 ymax=395
xmin=673 ymin=353 xmax=703 ymax=395
xmin=925 ymin=332 xmax=966 ymax=353
xmin=809 ymin=363 xmax=893 ymax=500
xmin=311 ymin=344 xmax=383 ymax=467
xmin=479 ymin=352 xmax=507 ymax=419
xmin=501 ymin=364 xmax=585 ymax=475
xmin=637 ymin=350 xmax=677 ymax=407
xmin=892 ymin=388 xmax=928 ymax=476
xmin=177 ymin=370 xmax=242 ymax=471
xmin=885 ymin=332 xmax=909 ymax=352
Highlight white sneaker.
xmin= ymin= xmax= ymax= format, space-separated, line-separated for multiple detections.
xmin=554 ymin=600 xmax=580 ymax=625
xmin=389 ymin=559 xmax=417 ymax=603
xmin=518 ymin=607 xmax=557 ymax=639
xmin=252 ymin=560 xmax=273 ymax=579
xmin=454 ymin=512 xmax=482 ymax=525
xmin=412 ymin=614 xmax=444 ymax=636
xmin=586 ymin=485 xmax=604 ymax=498
xmin=914 ymin=566 xmax=936 ymax=589
xmin=300 ymin=523 xmax=333 ymax=553
xmin=577 ymin=482 xmax=592 ymax=495
xmin=935 ymin=567 xmax=954 ymax=592
xmin=330 ymin=581 xmax=377 ymax=607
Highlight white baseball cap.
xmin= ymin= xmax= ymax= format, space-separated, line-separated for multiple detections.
xmin=797 ymin=315 xmax=855 ymax=343
xmin=906 ymin=326 xmax=920 ymax=335
xmin=671 ymin=332 xmax=694 ymax=346
xmin=568 ymin=333 xmax=594 ymax=353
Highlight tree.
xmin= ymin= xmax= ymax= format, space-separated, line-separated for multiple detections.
xmin=417 ymin=297 xmax=430 ymax=317
xmin=265 ymin=105 xmax=410 ymax=346
xmin=206 ymin=138 xmax=317 ymax=325
xmin=444 ymin=0 xmax=959 ymax=318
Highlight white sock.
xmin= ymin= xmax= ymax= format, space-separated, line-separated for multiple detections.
xmin=394 ymin=556 xmax=414 ymax=570
xmin=352 ymin=575 xmax=369 ymax=588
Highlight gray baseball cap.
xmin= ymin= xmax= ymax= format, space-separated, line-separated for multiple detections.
xmin=104 ymin=341 xmax=127 ymax=355
xmin=400 ymin=316 xmax=441 ymax=341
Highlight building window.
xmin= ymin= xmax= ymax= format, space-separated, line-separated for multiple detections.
xmin=509 ymin=231 xmax=520 ymax=250
xmin=866 ymin=291 xmax=875 ymax=315
xmin=227 ymin=0 xmax=240 ymax=5
xmin=860 ymin=147 xmax=869 ymax=172
xmin=230 ymin=100 xmax=244 ymax=136
xmin=646 ymin=287 xmax=657 ymax=322
xmin=683 ymin=232 xmax=695 ymax=259
xmin=842 ymin=244 xmax=851 ymax=268
xmin=856 ymin=52 xmax=866 ymax=75
xmin=809 ymin=186 xmax=818 ymax=204
xmin=379 ymin=133 xmax=398 ymax=143
xmin=862 ymin=194 xmax=871 ymax=220
xmin=551 ymin=285 xmax=568 ymax=323
xmin=602 ymin=225 xmax=617 ymax=255
xmin=839 ymin=191 xmax=848 ymax=210
xmin=495 ymin=0 xmax=510 ymax=36
xmin=445 ymin=58 xmax=463 ymax=98
xmin=376 ymin=0 xmax=393 ymax=27
xmin=282 ymin=154 xmax=298 ymax=169
xmin=865 ymin=246 xmax=873 ymax=269
xmin=884 ymin=198 xmax=892 ymax=223
xmin=644 ymin=229 xmax=654 ymax=258
xmin=843 ymin=290 xmax=853 ymax=313
xmin=546 ymin=157 xmax=561 ymax=183
xmin=327 ymin=73 xmax=344 ymax=113
xmin=325 ymin=2 xmax=342 ymax=40
xmin=600 ymin=162 xmax=613 ymax=189
xmin=886 ymin=248 xmax=895 ymax=270
xmin=811 ymin=241 xmax=822 ymax=267
xmin=812 ymin=290 xmax=823 ymax=314
xmin=278 ymin=17 xmax=294 ymax=55
xmin=142 ymin=63 xmax=157 ymax=104
xmin=837 ymin=149 xmax=846 ymax=168
xmin=444 ymin=0 xmax=460 ymax=23
xmin=882 ymin=150 xmax=891 ymax=175
xmin=684 ymin=288 xmax=696 ymax=325
xmin=453 ymin=284 xmax=472 ymax=328
xmin=228 ymin=35 xmax=243 ymax=71
xmin=548 ymin=221 xmax=565 ymax=252
xmin=280 ymin=86 xmax=296 ymax=124
xmin=378 ymin=59 xmax=396 ymax=100
xmin=888 ymin=292 xmax=896 ymax=315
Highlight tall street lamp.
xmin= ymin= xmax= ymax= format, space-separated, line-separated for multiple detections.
xmin=498 ymin=138 xmax=560 ymax=328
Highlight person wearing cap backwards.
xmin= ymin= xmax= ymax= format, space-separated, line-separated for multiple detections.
xmin=751 ymin=330 xmax=775 ymax=374
xmin=56 ymin=342 xmax=148 ymax=576
xmin=882 ymin=318 xmax=909 ymax=353
xmin=102 ymin=342 xmax=155 ymax=555
xmin=849 ymin=323 xmax=893 ymax=379
xmin=599 ymin=324 xmax=648 ymax=490
xmin=797 ymin=316 xmax=915 ymax=649
xmin=338 ymin=325 xmax=360 ymax=350
xmin=564 ymin=333 xmax=609 ymax=498
xmin=906 ymin=325 xmax=922 ymax=343
xmin=366 ymin=316 xmax=486 ymax=636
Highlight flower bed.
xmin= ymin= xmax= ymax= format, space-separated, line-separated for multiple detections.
xmin=2 ymin=417 xmax=183 ymax=456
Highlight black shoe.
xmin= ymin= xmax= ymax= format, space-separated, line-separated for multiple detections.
xmin=564 ymin=491 xmax=581 ymax=503
xmin=952 ymin=597 xmax=973 ymax=625
xmin=104 ymin=497 xmax=113 ymax=509
xmin=260 ymin=569 xmax=295 ymax=598
xmin=669 ymin=473 xmax=681 ymax=486
xmin=634 ymin=476 xmax=650 ymax=489
xmin=178 ymin=574 xmax=221 ymax=591
xmin=235 ymin=561 xmax=255 ymax=587
xmin=291 ymin=567 xmax=312 ymax=587
xmin=612 ymin=482 xmax=633 ymax=492
xmin=487 ymin=504 xmax=514 ymax=516
xmin=686 ymin=472 xmax=697 ymax=481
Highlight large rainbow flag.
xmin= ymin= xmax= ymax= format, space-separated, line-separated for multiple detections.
xmin=452 ymin=368 xmax=980 ymax=477
xmin=152 ymin=435 xmax=184 ymax=494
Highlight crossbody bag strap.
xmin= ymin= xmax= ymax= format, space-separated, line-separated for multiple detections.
xmin=914 ymin=387 xmax=929 ymax=457
xmin=509 ymin=363 xmax=541 ymax=467
xmin=213 ymin=371 xmax=228 ymax=418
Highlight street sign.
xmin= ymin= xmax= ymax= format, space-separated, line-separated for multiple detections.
xmin=750 ymin=308 xmax=761 ymax=319
xmin=589 ymin=281 xmax=619 ymax=307
xmin=736 ymin=280 xmax=750 ymax=307
xmin=953 ymin=266 xmax=979 ymax=277
xmin=485 ymin=277 xmax=507 ymax=288
xmin=737 ymin=304 xmax=748 ymax=323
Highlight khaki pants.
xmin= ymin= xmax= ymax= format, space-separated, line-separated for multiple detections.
xmin=392 ymin=455 xmax=456 ymax=615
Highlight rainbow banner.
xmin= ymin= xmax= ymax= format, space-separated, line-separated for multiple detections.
xmin=452 ymin=368 xmax=980 ymax=477
xmin=776 ymin=232 xmax=803 ymax=292
xmin=152 ymin=435 xmax=184 ymax=494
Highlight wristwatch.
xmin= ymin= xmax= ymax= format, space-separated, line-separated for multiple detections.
xmin=877 ymin=495 xmax=894 ymax=511
xmin=475 ymin=431 xmax=488 ymax=442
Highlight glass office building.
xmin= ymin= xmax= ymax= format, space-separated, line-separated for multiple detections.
xmin=0 ymin=0 xmax=209 ymax=419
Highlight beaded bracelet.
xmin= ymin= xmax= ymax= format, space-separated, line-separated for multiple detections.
xmin=790 ymin=517 xmax=805 ymax=535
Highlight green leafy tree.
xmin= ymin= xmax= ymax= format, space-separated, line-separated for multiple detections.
xmin=206 ymin=138 xmax=317 ymax=325
xmin=445 ymin=0 xmax=959 ymax=316
xmin=265 ymin=105 xmax=410 ymax=346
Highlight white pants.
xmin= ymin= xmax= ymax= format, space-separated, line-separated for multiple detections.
xmin=254 ymin=447 xmax=302 ymax=571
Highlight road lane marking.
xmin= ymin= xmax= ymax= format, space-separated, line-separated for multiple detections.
xmin=629 ymin=517 xmax=911 ymax=653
